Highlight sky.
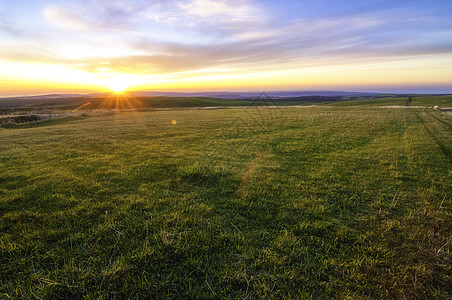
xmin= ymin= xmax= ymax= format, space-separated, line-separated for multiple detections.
xmin=0 ymin=0 xmax=452 ymax=96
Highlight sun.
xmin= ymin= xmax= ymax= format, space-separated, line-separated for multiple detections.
xmin=102 ymin=73 xmax=144 ymax=93
xmin=108 ymin=82 xmax=128 ymax=93
xmin=106 ymin=78 xmax=129 ymax=93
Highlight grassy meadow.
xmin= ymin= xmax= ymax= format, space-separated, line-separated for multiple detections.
xmin=0 ymin=94 xmax=340 ymax=113
xmin=0 ymin=101 xmax=451 ymax=298
xmin=328 ymin=95 xmax=452 ymax=107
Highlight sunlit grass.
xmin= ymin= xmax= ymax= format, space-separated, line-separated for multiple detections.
xmin=0 ymin=106 xmax=450 ymax=298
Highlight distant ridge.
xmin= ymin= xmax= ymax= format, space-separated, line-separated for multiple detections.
xmin=0 ymin=90 xmax=386 ymax=100
xmin=125 ymin=91 xmax=384 ymax=99
xmin=2 ymin=90 xmax=450 ymax=101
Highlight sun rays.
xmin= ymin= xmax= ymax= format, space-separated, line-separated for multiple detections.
xmin=97 ymin=92 xmax=144 ymax=111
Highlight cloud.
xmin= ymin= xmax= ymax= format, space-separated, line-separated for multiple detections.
xmin=43 ymin=0 xmax=149 ymax=30
xmin=0 ymin=17 xmax=26 ymax=37
xmin=43 ymin=6 xmax=98 ymax=30
xmin=180 ymin=0 xmax=264 ymax=25
xmin=2 ymin=0 xmax=450 ymax=80
xmin=0 ymin=44 xmax=70 ymax=66
xmin=134 ymin=0 xmax=270 ymax=40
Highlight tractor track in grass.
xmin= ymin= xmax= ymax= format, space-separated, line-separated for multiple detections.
xmin=417 ymin=110 xmax=452 ymax=163
xmin=424 ymin=109 xmax=452 ymax=129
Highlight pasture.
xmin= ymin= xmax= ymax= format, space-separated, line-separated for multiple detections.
xmin=0 ymin=101 xmax=451 ymax=298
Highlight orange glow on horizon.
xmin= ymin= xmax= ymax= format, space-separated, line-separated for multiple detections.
xmin=1 ymin=55 xmax=452 ymax=96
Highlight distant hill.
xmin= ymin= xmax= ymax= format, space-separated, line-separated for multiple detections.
xmin=125 ymin=90 xmax=385 ymax=99
xmin=1 ymin=90 xmax=450 ymax=112
xmin=1 ymin=90 xmax=386 ymax=100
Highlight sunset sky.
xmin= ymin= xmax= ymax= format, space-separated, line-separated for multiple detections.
xmin=1 ymin=0 xmax=452 ymax=96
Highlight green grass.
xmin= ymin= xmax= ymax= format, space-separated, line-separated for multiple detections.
xmin=330 ymin=95 xmax=452 ymax=107
xmin=0 ymin=116 xmax=86 ymax=129
xmin=0 ymin=106 xmax=451 ymax=298
xmin=0 ymin=95 xmax=341 ymax=112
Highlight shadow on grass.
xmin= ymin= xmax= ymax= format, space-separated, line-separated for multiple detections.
xmin=0 ymin=115 xmax=87 ymax=129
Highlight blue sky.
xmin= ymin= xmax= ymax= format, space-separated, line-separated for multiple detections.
xmin=0 ymin=0 xmax=451 ymax=94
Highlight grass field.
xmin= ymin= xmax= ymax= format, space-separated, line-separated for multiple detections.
xmin=0 ymin=103 xmax=451 ymax=298
xmin=0 ymin=94 xmax=341 ymax=113
xmin=328 ymin=95 xmax=452 ymax=107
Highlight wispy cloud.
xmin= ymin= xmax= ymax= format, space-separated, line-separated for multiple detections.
xmin=0 ymin=18 xmax=27 ymax=37
xmin=43 ymin=0 xmax=148 ymax=30
xmin=179 ymin=0 xmax=267 ymax=29
xmin=1 ymin=0 xmax=451 ymax=80
xmin=181 ymin=0 xmax=258 ymax=18
xmin=43 ymin=6 xmax=99 ymax=30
